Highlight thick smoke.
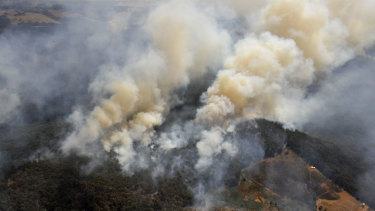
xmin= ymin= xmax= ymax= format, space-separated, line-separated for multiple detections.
xmin=196 ymin=32 xmax=315 ymax=125
xmin=195 ymin=127 xmax=237 ymax=170
xmin=196 ymin=0 xmax=375 ymax=126
xmin=61 ymin=1 xmax=231 ymax=171
xmin=57 ymin=0 xmax=375 ymax=206
xmin=1 ymin=0 xmax=375 ymax=208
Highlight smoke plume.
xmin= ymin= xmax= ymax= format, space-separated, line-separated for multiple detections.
xmin=61 ymin=0 xmax=231 ymax=170
xmin=1 ymin=0 xmax=375 ymax=208
xmin=196 ymin=0 xmax=375 ymax=127
xmin=56 ymin=0 xmax=375 ymax=205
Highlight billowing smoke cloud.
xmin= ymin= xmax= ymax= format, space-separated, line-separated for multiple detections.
xmin=56 ymin=0 xmax=375 ymax=200
xmin=196 ymin=32 xmax=315 ymax=125
xmin=195 ymin=127 xmax=237 ymax=170
xmin=61 ymin=0 xmax=231 ymax=171
xmin=2 ymin=0 xmax=375 ymax=208
xmin=196 ymin=0 xmax=375 ymax=127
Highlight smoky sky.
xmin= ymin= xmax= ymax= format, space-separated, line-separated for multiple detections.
xmin=302 ymin=53 xmax=375 ymax=149
xmin=0 ymin=1 xmax=152 ymax=125
xmin=1 ymin=0 xmax=375 ymax=208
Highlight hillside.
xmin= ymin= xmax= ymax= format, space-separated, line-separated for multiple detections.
xmin=0 ymin=119 xmax=372 ymax=210
xmin=1 ymin=1 xmax=374 ymax=210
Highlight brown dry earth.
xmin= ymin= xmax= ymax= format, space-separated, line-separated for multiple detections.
xmin=239 ymin=149 xmax=371 ymax=211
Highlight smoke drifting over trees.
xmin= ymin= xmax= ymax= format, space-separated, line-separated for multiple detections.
xmin=0 ymin=0 xmax=375 ymax=209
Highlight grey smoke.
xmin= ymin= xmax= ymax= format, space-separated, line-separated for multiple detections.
xmin=1 ymin=0 xmax=375 ymax=208
xmin=300 ymin=52 xmax=375 ymax=204
xmin=0 ymin=1 xmax=152 ymax=125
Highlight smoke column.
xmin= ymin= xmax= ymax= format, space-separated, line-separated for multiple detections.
xmin=61 ymin=0 xmax=231 ymax=170
xmin=58 ymin=0 xmax=375 ymax=173
xmin=0 ymin=0 xmax=360 ymax=207
xmin=0 ymin=0 xmax=374 ymax=208
xmin=196 ymin=0 xmax=375 ymax=126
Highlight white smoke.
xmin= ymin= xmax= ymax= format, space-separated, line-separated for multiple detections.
xmin=195 ymin=127 xmax=237 ymax=170
xmin=61 ymin=0 xmax=231 ymax=169
xmin=196 ymin=32 xmax=315 ymax=125
xmin=196 ymin=0 xmax=375 ymax=127
xmin=58 ymin=0 xmax=375 ymax=175
xmin=2 ymin=0 xmax=375 ymax=208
